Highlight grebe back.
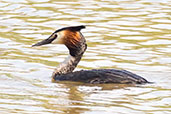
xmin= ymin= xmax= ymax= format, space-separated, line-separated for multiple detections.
xmin=32 ymin=25 xmax=149 ymax=84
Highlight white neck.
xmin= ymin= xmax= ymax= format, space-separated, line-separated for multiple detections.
xmin=52 ymin=43 xmax=87 ymax=79
xmin=52 ymin=55 xmax=82 ymax=75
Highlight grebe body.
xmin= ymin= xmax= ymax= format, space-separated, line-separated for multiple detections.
xmin=53 ymin=69 xmax=148 ymax=84
xmin=32 ymin=25 xmax=149 ymax=84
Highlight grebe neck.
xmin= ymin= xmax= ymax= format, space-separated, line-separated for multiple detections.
xmin=52 ymin=36 xmax=87 ymax=79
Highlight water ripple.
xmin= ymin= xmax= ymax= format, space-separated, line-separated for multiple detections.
xmin=0 ymin=0 xmax=171 ymax=114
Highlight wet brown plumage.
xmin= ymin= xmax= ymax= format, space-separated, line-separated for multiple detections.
xmin=62 ymin=30 xmax=82 ymax=53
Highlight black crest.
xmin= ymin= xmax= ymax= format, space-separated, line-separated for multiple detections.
xmin=54 ymin=25 xmax=86 ymax=33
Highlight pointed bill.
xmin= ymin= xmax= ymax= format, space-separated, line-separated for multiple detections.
xmin=32 ymin=33 xmax=57 ymax=47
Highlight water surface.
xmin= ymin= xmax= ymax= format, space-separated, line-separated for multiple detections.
xmin=0 ymin=0 xmax=171 ymax=114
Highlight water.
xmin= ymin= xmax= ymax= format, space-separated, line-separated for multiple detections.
xmin=0 ymin=0 xmax=171 ymax=114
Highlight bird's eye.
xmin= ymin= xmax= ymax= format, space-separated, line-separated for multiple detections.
xmin=53 ymin=33 xmax=58 ymax=38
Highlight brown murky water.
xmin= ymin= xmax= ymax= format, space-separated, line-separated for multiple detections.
xmin=0 ymin=0 xmax=171 ymax=114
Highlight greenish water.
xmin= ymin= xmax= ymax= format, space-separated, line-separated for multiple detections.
xmin=0 ymin=0 xmax=171 ymax=114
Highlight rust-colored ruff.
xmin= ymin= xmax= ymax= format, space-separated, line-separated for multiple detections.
xmin=62 ymin=30 xmax=82 ymax=48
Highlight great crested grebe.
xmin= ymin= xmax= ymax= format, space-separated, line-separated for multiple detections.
xmin=32 ymin=25 xmax=150 ymax=84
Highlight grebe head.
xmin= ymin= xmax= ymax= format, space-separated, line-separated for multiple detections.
xmin=32 ymin=25 xmax=86 ymax=56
